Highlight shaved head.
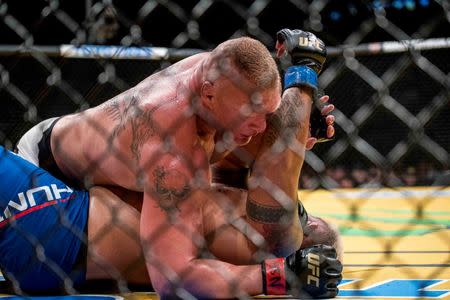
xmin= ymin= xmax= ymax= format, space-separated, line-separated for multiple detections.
xmin=209 ymin=37 xmax=281 ymax=92
xmin=302 ymin=215 xmax=344 ymax=262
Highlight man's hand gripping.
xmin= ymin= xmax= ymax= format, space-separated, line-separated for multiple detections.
xmin=276 ymin=28 xmax=335 ymax=148
xmin=262 ymin=244 xmax=343 ymax=298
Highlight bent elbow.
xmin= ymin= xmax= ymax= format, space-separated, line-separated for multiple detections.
xmin=266 ymin=226 xmax=303 ymax=257
xmin=151 ymin=270 xmax=216 ymax=300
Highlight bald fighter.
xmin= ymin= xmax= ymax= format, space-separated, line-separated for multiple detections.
xmin=15 ymin=29 xmax=339 ymax=298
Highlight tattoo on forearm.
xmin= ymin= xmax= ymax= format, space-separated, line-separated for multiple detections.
xmin=246 ymin=198 xmax=289 ymax=224
xmin=263 ymin=91 xmax=306 ymax=147
xmin=153 ymin=166 xmax=191 ymax=212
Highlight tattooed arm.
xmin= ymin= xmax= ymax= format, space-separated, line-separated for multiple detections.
xmin=245 ymin=87 xmax=313 ymax=256
xmin=210 ymin=87 xmax=315 ymax=257
xmin=140 ymin=154 xmax=265 ymax=298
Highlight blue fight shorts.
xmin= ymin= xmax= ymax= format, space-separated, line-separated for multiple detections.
xmin=0 ymin=146 xmax=89 ymax=292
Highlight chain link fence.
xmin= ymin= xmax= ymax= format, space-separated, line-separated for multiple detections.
xmin=0 ymin=0 xmax=449 ymax=297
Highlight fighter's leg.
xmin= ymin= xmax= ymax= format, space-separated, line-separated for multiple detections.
xmin=85 ymin=186 xmax=150 ymax=285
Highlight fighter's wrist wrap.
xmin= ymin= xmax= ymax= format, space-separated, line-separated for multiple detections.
xmin=284 ymin=65 xmax=318 ymax=92
xmin=298 ymin=201 xmax=309 ymax=229
xmin=262 ymin=258 xmax=287 ymax=295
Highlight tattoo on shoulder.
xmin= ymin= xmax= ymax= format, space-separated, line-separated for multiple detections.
xmin=262 ymin=91 xmax=305 ymax=147
xmin=103 ymin=88 xmax=182 ymax=162
xmin=104 ymin=95 xmax=160 ymax=162
xmin=153 ymin=166 xmax=191 ymax=213
xmin=246 ymin=197 xmax=290 ymax=224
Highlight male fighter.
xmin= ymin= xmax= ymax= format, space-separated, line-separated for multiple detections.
xmin=15 ymin=30 xmax=340 ymax=297
xmin=0 ymin=146 xmax=342 ymax=298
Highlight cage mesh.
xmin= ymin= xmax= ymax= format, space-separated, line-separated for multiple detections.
xmin=0 ymin=0 xmax=449 ymax=298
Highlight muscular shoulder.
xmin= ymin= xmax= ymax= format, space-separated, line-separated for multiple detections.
xmin=170 ymin=52 xmax=209 ymax=70
xmin=140 ymin=52 xmax=208 ymax=86
xmin=140 ymin=120 xmax=210 ymax=176
xmin=144 ymin=150 xmax=210 ymax=213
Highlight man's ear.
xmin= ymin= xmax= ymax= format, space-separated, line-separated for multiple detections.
xmin=306 ymin=218 xmax=319 ymax=230
xmin=201 ymin=81 xmax=214 ymax=109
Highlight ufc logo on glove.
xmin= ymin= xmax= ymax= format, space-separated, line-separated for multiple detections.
xmin=307 ymin=253 xmax=320 ymax=288
xmin=298 ymin=36 xmax=324 ymax=51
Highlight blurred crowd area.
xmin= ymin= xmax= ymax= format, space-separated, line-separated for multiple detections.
xmin=300 ymin=163 xmax=450 ymax=189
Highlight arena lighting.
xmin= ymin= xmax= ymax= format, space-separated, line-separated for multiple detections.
xmin=371 ymin=0 xmax=429 ymax=10
xmin=330 ymin=0 xmax=430 ymax=23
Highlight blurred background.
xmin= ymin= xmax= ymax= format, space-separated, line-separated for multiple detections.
xmin=0 ymin=0 xmax=449 ymax=189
